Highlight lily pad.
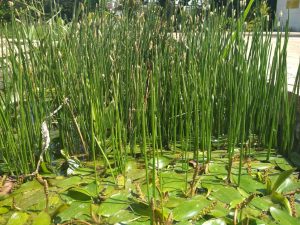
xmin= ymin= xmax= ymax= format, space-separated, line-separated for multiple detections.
xmin=210 ymin=186 xmax=242 ymax=204
xmin=0 ymin=207 xmax=9 ymax=215
xmin=232 ymin=175 xmax=265 ymax=193
xmin=272 ymin=157 xmax=293 ymax=171
xmin=202 ymin=218 xmax=227 ymax=225
xmin=7 ymin=212 xmax=29 ymax=225
xmin=107 ymin=209 xmax=137 ymax=224
xmin=96 ymin=192 xmax=130 ymax=217
xmin=149 ymin=156 xmax=170 ymax=169
xmin=56 ymin=202 xmax=90 ymax=222
xmin=250 ymin=196 xmax=273 ymax=211
xmin=53 ymin=176 xmax=84 ymax=188
xmin=172 ymin=195 xmax=211 ymax=221
xmin=32 ymin=211 xmax=51 ymax=225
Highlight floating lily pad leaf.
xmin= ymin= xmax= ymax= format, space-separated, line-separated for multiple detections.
xmin=97 ymin=192 xmax=130 ymax=217
xmin=165 ymin=197 xmax=186 ymax=208
xmin=172 ymin=195 xmax=210 ymax=221
xmin=273 ymin=157 xmax=293 ymax=171
xmin=13 ymin=188 xmax=61 ymax=212
xmin=149 ymin=156 xmax=170 ymax=169
xmin=161 ymin=171 xmax=186 ymax=192
xmin=82 ymin=181 xmax=98 ymax=197
xmin=250 ymin=196 xmax=273 ymax=211
xmin=7 ymin=212 xmax=29 ymax=225
xmin=67 ymin=187 xmax=94 ymax=199
xmin=250 ymin=162 xmax=274 ymax=171
xmin=56 ymin=202 xmax=90 ymax=223
xmin=67 ymin=181 xmax=98 ymax=199
xmin=239 ymin=207 xmax=261 ymax=220
xmin=13 ymin=180 xmax=42 ymax=195
xmin=60 ymin=189 xmax=92 ymax=204
xmin=270 ymin=207 xmax=300 ymax=224
xmin=209 ymin=201 xmax=229 ymax=218
xmin=130 ymin=202 xmax=151 ymax=217
xmin=209 ymin=162 xmax=227 ymax=179
xmin=175 ymin=221 xmax=193 ymax=225
xmin=72 ymin=167 xmax=94 ymax=175
xmin=272 ymin=169 xmax=295 ymax=193
xmin=32 ymin=211 xmax=51 ymax=225
xmin=0 ymin=207 xmax=9 ymax=214
xmin=125 ymin=217 xmax=150 ymax=225
xmin=210 ymin=187 xmax=242 ymax=204
xmin=230 ymin=198 xmax=245 ymax=209
xmin=254 ymin=151 xmax=277 ymax=161
xmin=53 ymin=176 xmax=83 ymax=188
xmin=107 ymin=209 xmax=137 ymax=224
xmin=202 ymin=218 xmax=227 ymax=225
xmin=232 ymin=175 xmax=265 ymax=193
xmin=125 ymin=160 xmax=139 ymax=172
xmin=174 ymin=162 xmax=191 ymax=173
xmin=201 ymin=175 xmax=224 ymax=191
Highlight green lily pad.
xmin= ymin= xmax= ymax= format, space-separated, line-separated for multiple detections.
xmin=12 ymin=188 xmax=61 ymax=212
xmin=60 ymin=189 xmax=93 ymax=204
xmin=272 ymin=157 xmax=293 ymax=171
xmin=7 ymin=212 xmax=29 ymax=225
xmin=202 ymin=218 xmax=227 ymax=225
xmin=0 ymin=207 xmax=9 ymax=215
xmin=250 ymin=196 xmax=273 ymax=211
xmin=172 ymin=195 xmax=211 ymax=221
xmin=32 ymin=211 xmax=51 ymax=225
xmin=149 ymin=156 xmax=170 ymax=169
xmin=270 ymin=207 xmax=300 ymax=224
xmin=161 ymin=171 xmax=187 ymax=192
xmin=232 ymin=175 xmax=265 ymax=193
xmin=165 ymin=197 xmax=186 ymax=208
xmin=209 ymin=201 xmax=229 ymax=218
xmin=210 ymin=186 xmax=242 ymax=204
xmin=56 ymin=202 xmax=90 ymax=222
xmin=54 ymin=176 xmax=84 ymax=188
xmin=107 ymin=209 xmax=137 ymax=224
xmin=97 ymin=192 xmax=130 ymax=217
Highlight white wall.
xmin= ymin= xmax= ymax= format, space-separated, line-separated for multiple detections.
xmin=276 ymin=0 xmax=300 ymax=31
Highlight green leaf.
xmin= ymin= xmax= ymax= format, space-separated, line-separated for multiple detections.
xmin=273 ymin=157 xmax=293 ymax=171
xmin=250 ymin=196 xmax=273 ymax=211
xmin=210 ymin=187 xmax=242 ymax=204
xmin=107 ymin=209 xmax=137 ymax=224
xmin=202 ymin=218 xmax=227 ymax=225
xmin=56 ymin=202 xmax=90 ymax=223
xmin=271 ymin=169 xmax=295 ymax=193
xmin=271 ymin=192 xmax=292 ymax=215
xmin=270 ymin=207 xmax=299 ymax=224
xmin=32 ymin=211 xmax=51 ymax=225
xmin=172 ymin=195 xmax=211 ymax=221
xmin=96 ymin=192 xmax=130 ymax=217
xmin=149 ymin=156 xmax=170 ymax=169
xmin=7 ymin=212 xmax=29 ymax=225
xmin=0 ymin=207 xmax=9 ymax=214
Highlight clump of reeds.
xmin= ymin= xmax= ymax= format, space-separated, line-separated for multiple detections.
xmin=0 ymin=0 xmax=299 ymax=195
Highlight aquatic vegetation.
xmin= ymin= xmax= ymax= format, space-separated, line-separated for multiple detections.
xmin=0 ymin=0 xmax=300 ymax=224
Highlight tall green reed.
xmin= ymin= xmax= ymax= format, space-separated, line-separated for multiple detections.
xmin=0 ymin=1 xmax=299 ymax=192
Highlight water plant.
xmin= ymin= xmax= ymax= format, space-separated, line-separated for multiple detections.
xmin=0 ymin=0 xmax=300 ymax=224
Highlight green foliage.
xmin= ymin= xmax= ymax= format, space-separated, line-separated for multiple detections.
xmin=0 ymin=1 xmax=12 ymax=22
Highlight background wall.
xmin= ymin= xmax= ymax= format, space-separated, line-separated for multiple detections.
xmin=276 ymin=0 xmax=300 ymax=31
